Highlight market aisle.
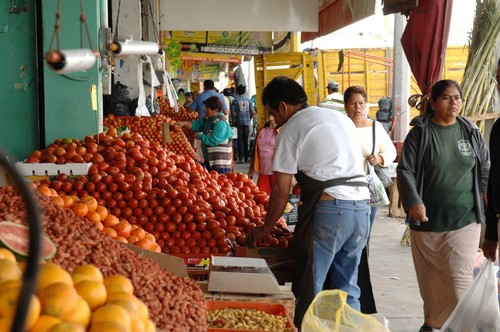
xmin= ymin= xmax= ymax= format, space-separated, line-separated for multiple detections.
xmin=369 ymin=207 xmax=424 ymax=332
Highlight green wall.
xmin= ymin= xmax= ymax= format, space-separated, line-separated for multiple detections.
xmin=0 ymin=1 xmax=102 ymax=162
xmin=0 ymin=2 xmax=39 ymax=161
xmin=42 ymin=0 xmax=102 ymax=147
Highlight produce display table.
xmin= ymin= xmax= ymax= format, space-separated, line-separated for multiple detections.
xmin=199 ymin=281 xmax=296 ymax=321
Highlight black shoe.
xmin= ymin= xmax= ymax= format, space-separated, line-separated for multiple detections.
xmin=418 ymin=325 xmax=433 ymax=332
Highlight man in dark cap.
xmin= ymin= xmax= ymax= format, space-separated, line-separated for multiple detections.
xmin=190 ymin=79 xmax=229 ymax=118
xmin=319 ymin=80 xmax=345 ymax=113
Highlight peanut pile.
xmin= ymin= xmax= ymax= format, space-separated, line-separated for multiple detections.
xmin=0 ymin=186 xmax=206 ymax=331
xmin=208 ymin=308 xmax=289 ymax=331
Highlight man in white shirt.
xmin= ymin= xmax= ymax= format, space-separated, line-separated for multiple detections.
xmin=246 ymin=76 xmax=370 ymax=328
xmin=319 ymin=80 xmax=345 ymax=113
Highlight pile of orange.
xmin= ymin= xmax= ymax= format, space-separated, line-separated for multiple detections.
xmin=0 ymin=255 xmax=157 ymax=332
xmin=36 ymin=186 xmax=161 ymax=253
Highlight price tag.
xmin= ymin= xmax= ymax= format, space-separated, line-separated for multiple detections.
xmin=90 ymin=84 xmax=98 ymax=111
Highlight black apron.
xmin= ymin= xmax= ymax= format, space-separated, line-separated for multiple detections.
xmin=292 ymin=171 xmax=367 ymax=328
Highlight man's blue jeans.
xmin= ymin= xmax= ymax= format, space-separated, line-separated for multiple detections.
xmin=313 ymin=198 xmax=371 ymax=311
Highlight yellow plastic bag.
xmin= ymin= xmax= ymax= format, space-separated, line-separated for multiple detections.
xmin=301 ymin=290 xmax=391 ymax=332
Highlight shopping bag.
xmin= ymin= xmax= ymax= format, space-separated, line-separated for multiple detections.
xmin=374 ymin=165 xmax=393 ymax=188
xmin=441 ymin=260 xmax=500 ymax=332
xmin=301 ymin=289 xmax=391 ymax=332
xmin=367 ymin=162 xmax=390 ymax=207
xmin=194 ymin=139 xmax=204 ymax=163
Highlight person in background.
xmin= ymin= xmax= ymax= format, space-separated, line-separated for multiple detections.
xmin=343 ymin=85 xmax=397 ymax=314
xmin=248 ymin=114 xmax=279 ymax=194
xmin=246 ymin=77 xmax=370 ymax=328
xmin=179 ymin=96 xmax=233 ymax=174
xmin=232 ymin=85 xmax=255 ymax=163
xmin=397 ymin=79 xmax=490 ymax=332
xmin=318 ymin=80 xmax=345 ymax=113
xmin=481 ymin=59 xmax=500 ymax=261
xmin=183 ymin=92 xmax=193 ymax=109
xmin=177 ymin=88 xmax=186 ymax=106
xmin=189 ymin=79 xmax=229 ymax=119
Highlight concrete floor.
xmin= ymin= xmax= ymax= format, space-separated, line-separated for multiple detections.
xmin=233 ymin=162 xmax=425 ymax=332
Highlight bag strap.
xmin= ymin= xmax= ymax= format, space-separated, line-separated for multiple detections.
xmin=371 ymin=120 xmax=376 ymax=155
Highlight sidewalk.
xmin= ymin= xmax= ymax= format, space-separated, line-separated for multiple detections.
xmin=370 ymin=207 xmax=424 ymax=332
xmin=233 ymin=163 xmax=424 ymax=332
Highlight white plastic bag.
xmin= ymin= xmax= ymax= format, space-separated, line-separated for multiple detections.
xmin=441 ymin=260 xmax=500 ymax=332
xmin=367 ymin=162 xmax=390 ymax=207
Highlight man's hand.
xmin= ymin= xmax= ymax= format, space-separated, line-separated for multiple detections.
xmin=481 ymin=239 xmax=499 ymax=262
xmin=246 ymin=225 xmax=269 ymax=248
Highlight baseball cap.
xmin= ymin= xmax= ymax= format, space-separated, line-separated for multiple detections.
xmin=326 ymin=80 xmax=339 ymax=89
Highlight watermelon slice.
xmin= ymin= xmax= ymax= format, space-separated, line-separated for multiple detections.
xmin=0 ymin=221 xmax=56 ymax=261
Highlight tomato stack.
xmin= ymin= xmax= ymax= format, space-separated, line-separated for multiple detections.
xmin=24 ymin=129 xmax=293 ymax=257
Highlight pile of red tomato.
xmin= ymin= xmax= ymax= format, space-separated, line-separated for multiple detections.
xmin=27 ymin=128 xmax=293 ymax=255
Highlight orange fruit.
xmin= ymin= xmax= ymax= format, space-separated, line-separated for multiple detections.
xmin=0 ymin=288 xmax=40 ymax=329
xmin=74 ymin=280 xmax=107 ymax=310
xmin=62 ymin=195 xmax=75 ymax=208
xmin=0 ymin=248 xmax=16 ymax=263
xmin=37 ymin=185 xmax=52 ymax=197
xmin=46 ymin=322 xmax=85 ymax=332
xmin=114 ymin=220 xmax=132 ymax=238
xmin=115 ymin=236 xmax=128 ymax=243
xmin=95 ymin=206 xmax=108 ymax=221
xmin=144 ymin=233 xmax=156 ymax=243
xmin=72 ymin=264 xmax=104 ymax=284
xmin=102 ymin=214 xmax=119 ymax=228
xmin=71 ymin=203 xmax=89 ymax=217
xmin=90 ymin=304 xmax=131 ymax=330
xmin=0 ymin=258 xmax=22 ymax=283
xmin=86 ymin=211 xmax=101 ymax=224
xmin=92 ymin=220 xmax=104 ymax=231
xmin=135 ymin=238 xmax=154 ymax=250
xmin=130 ymin=227 xmax=146 ymax=240
xmin=88 ymin=321 xmax=128 ymax=332
xmin=103 ymin=275 xmax=134 ymax=296
xmin=38 ymin=282 xmax=79 ymax=319
xmin=103 ymin=227 xmax=118 ymax=238
xmin=79 ymin=196 xmax=98 ymax=213
xmin=65 ymin=295 xmax=91 ymax=327
xmin=37 ymin=263 xmax=73 ymax=292
xmin=151 ymin=244 xmax=161 ymax=253
xmin=127 ymin=235 xmax=139 ymax=244
xmin=49 ymin=188 xmax=58 ymax=197
xmin=0 ymin=279 xmax=22 ymax=292
xmin=105 ymin=291 xmax=137 ymax=304
xmin=27 ymin=315 xmax=61 ymax=332
xmin=145 ymin=319 xmax=156 ymax=332
xmin=0 ymin=317 xmax=12 ymax=331
xmin=50 ymin=195 xmax=65 ymax=207
xmin=136 ymin=300 xmax=150 ymax=325
xmin=68 ymin=195 xmax=79 ymax=205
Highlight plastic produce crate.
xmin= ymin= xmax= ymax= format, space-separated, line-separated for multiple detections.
xmin=207 ymin=300 xmax=296 ymax=332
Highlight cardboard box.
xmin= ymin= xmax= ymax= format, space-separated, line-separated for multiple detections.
xmin=208 ymin=256 xmax=283 ymax=295
xmin=123 ymin=243 xmax=188 ymax=278
xmin=206 ymin=300 xmax=296 ymax=332
xmin=235 ymin=246 xmax=295 ymax=285
xmin=15 ymin=162 xmax=92 ymax=176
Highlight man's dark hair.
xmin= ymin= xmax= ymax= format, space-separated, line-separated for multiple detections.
xmin=236 ymin=85 xmax=246 ymax=96
xmin=203 ymin=96 xmax=222 ymax=112
xmin=203 ymin=80 xmax=215 ymax=90
xmin=262 ymin=76 xmax=307 ymax=111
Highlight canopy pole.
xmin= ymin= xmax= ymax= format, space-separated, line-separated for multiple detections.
xmin=392 ymin=14 xmax=410 ymax=142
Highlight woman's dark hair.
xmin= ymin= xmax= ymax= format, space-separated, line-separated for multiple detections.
xmin=203 ymin=96 xmax=222 ymax=112
xmin=343 ymin=86 xmax=367 ymax=104
xmin=261 ymin=76 xmax=307 ymax=111
xmin=426 ymin=79 xmax=462 ymax=113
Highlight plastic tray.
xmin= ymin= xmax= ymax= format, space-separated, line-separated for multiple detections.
xmin=15 ymin=162 xmax=92 ymax=176
xmin=207 ymin=301 xmax=296 ymax=332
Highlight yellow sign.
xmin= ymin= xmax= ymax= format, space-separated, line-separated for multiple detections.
xmin=170 ymin=31 xmax=207 ymax=44
xmin=207 ymin=31 xmax=240 ymax=45
xmin=90 ymin=84 xmax=98 ymax=111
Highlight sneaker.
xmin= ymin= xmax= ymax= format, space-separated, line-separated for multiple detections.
xmin=419 ymin=325 xmax=433 ymax=332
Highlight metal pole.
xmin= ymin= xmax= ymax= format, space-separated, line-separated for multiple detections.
xmin=392 ymin=14 xmax=410 ymax=142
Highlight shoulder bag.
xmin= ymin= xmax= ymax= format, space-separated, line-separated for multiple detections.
xmin=371 ymin=121 xmax=393 ymax=188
